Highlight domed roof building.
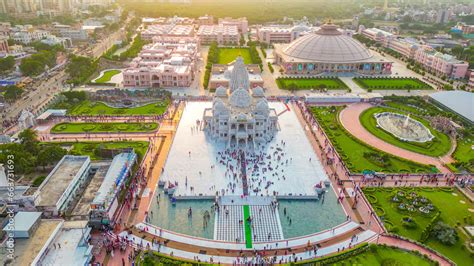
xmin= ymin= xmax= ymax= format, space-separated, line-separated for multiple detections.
xmin=274 ymin=23 xmax=392 ymax=75
xmin=203 ymin=56 xmax=278 ymax=147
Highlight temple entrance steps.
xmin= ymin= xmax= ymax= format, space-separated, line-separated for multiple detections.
xmin=214 ymin=205 xmax=245 ymax=243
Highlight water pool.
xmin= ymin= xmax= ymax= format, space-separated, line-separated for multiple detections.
xmin=278 ymin=188 xmax=346 ymax=238
xmin=147 ymin=188 xmax=215 ymax=239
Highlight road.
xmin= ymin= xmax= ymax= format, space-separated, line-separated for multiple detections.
xmin=1 ymin=69 xmax=69 ymax=132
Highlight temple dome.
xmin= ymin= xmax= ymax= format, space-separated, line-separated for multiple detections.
xmin=215 ymin=86 xmax=228 ymax=97
xmin=255 ymin=99 xmax=269 ymax=115
xmin=282 ymin=23 xmax=372 ymax=63
xmin=213 ymin=99 xmax=228 ymax=115
xmin=229 ymin=56 xmax=250 ymax=92
xmin=252 ymin=86 xmax=265 ymax=97
xmin=229 ymin=87 xmax=252 ymax=108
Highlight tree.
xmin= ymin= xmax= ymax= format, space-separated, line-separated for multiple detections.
xmin=66 ymin=55 xmax=97 ymax=84
xmin=18 ymin=128 xmax=39 ymax=154
xmin=239 ymin=34 xmax=245 ymax=46
xmin=2 ymin=85 xmax=23 ymax=102
xmin=37 ymin=145 xmax=67 ymax=170
xmin=20 ymin=58 xmax=45 ymax=76
xmin=431 ymin=222 xmax=458 ymax=246
xmin=0 ymin=56 xmax=15 ymax=73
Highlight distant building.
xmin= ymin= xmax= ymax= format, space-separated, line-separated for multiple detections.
xmin=256 ymin=24 xmax=313 ymax=44
xmin=218 ymin=17 xmax=248 ymax=34
xmin=274 ymin=23 xmax=392 ymax=75
xmin=123 ymin=36 xmax=199 ymax=88
xmin=429 ymin=91 xmax=474 ymax=124
xmin=11 ymin=28 xmax=51 ymax=44
xmin=414 ymin=47 xmax=469 ymax=79
xmin=141 ymin=24 xmax=194 ymax=40
xmin=40 ymin=35 xmax=72 ymax=48
xmin=34 ymin=155 xmax=91 ymax=216
xmin=0 ymin=36 xmax=9 ymax=54
xmin=453 ymin=22 xmax=474 ymax=35
xmin=197 ymin=14 xmax=214 ymax=25
xmin=469 ymin=70 xmax=474 ymax=88
xmin=197 ymin=24 xmax=239 ymax=45
xmin=90 ymin=152 xmax=137 ymax=227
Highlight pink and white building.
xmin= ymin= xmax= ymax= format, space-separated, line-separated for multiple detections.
xmin=217 ymin=17 xmax=248 ymax=34
xmin=414 ymin=47 xmax=469 ymax=79
xmin=468 ymin=70 xmax=474 ymax=88
xmin=256 ymin=24 xmax=314 ymax=44
xmin=141 ymin=24 xmax=194 ymax=41
xmin=122 ymin=36 xmax=199 ymax=88
xmin=360 ymin=27 xmax=469 ymax=79
xmin=196 ymin=24 xmax=239 ymax=45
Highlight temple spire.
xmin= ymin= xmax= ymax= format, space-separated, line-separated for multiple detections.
xmin=229 ymin=56 xmax=250 ymax=92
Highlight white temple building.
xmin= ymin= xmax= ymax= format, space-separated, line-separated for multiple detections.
xmin=18 ymin=109 xmax=36 ymax=131
xmin=203 ymin=57 xmax=278 ymax=147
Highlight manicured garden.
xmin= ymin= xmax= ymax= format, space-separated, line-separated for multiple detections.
xmin=51 ymin=122 xmax=158 ymax=133
xmin=364 ymin=187 xmax=474 ymax=266
xmin=67 ymin=141 xmax=149 ymax=161
xmin=353 ymin=77 xmax=433 ymax=90
xmin=218 ymin=48 xmax=253 ymax=64
xmin=383 ymin=96 xmax=474 ymax=173
xmin=68 ymin=100 xmax=169 ymax=116
xmin=310 ymin=106 xmax=436 ymax=173
xmin=359 ymin=106 xmax=451 ymax=157
xmin=329 ymin=244 xmax=436 ymax=266
xmin=93 ymin=70 xmax=121 ymax=83
xmin=277 ymin=77 xmax=348 ymax=90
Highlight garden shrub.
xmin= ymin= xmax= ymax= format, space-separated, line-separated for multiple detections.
xmin=431 ymin=221 xmax=458 ymax=246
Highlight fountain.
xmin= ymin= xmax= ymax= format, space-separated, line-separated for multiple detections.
xmin=374 ymin=112 xmax=435 ymax=142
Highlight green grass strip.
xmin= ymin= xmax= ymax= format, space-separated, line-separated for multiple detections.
xmin=243 ymin=205 xmax=253 ymax=249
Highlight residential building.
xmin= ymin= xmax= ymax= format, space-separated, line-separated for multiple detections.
xmin=218 ymin=17 xmax=248 ymax=34
xmin=90 ymin=152 xmax=137 ymax=227
xmin=40 ymin=35 xmax=72 ymax=48
xmin=197 ymin=24 xmax=239 ymax=45
xmin=123 ymin=36 xmax=199 ymax=88
xmin=11 ymin=28 xmax=51 ymax=44
xmin=34 ymin=155 xmax=91 ymax=216
xmin=361 ymin=27 xmax=394 ymax=42
xmin=2 ymin=211 xmax=42 ymax=238
xmin=469 ymin=70 xmax=474 ymax=88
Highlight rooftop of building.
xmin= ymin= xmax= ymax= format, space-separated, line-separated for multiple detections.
xmin=8 ymin=219 xmax=63 ymax=266
xmin=38 ymin=220 xmax=92 ymax=266
xmin=2 ymin=211 xmax=42 ymax=234
xmin=429 ymin=91 xmax=474 ymax=123
xmin=71 ymin=162 xmax=111 ymax=217
xmin=92 ymin=152 xmax=136 ymax=206
xmin=36 ymin=156 xmax=90 ymax=207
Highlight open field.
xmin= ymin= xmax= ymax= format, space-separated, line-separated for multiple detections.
xmin=359 ymin=106 xmax=451 ymax=157
xmin=277 ymin=77 xmax=348 ymax=90
xmin=218 ymin=48 xmax=253 ymax=64
xmin=310 ymin=106 xmax=436 ymax=173
xmin=353 ymin=78 xmax=432 ymax=90
xmin=364 ymin=187 xmax=474 ymax=266
xmin=68 ymin=100 xmax=169 ymax=116
xmin=94 ymin=70 xmax=121 ymax=83
xmin=51 ymin=122 xmax=158 ymax=133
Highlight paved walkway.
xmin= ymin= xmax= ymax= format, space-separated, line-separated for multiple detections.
xmin=377 ymin=235 xmax=453 ymax=266
xmin=339 ymin=103 xmax=451 ymax=173
xmin=339 ymin=77 xmax=366 ymax=93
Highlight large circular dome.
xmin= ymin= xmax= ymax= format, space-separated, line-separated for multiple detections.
xmin=282 ymin=24 xmax=372 ymax=63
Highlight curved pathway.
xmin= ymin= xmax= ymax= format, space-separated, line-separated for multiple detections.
xmin=339 ymin=103 xmax=451 ymax=173
xmin=377 ymin=235 xmax=453 ymax=266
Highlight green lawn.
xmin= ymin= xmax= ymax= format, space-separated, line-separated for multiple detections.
xmin=51 ymin=122 xmax=158 ymax=133
xmin=310 ymin=106 xmax=436 ymax=173
xmin=452 ymin=137 xmax=474 ymax=173
xmin=218 ymin=48 xmax=253 ymax=64
xmin=243 ymin=205 xmax=253 ymax=249
xmin=354 ymin=78 xmax=433 ymax=90
xmin=66 ymin=141 xmax=149 ymax=161
xmin=333 ymin=245 xmax=435 ymax=266
xmin=360 ymin=106 xmax=451 ymax=157
xmin=363 ymin=187 xmax=474 ymax=266
xmin=68 ymin=100 xmax=169 ymax=116
xmin=277 ymin=77 xmax=348 ymax=90
xmin=94 ymin=70 xmax=121 ymax=83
